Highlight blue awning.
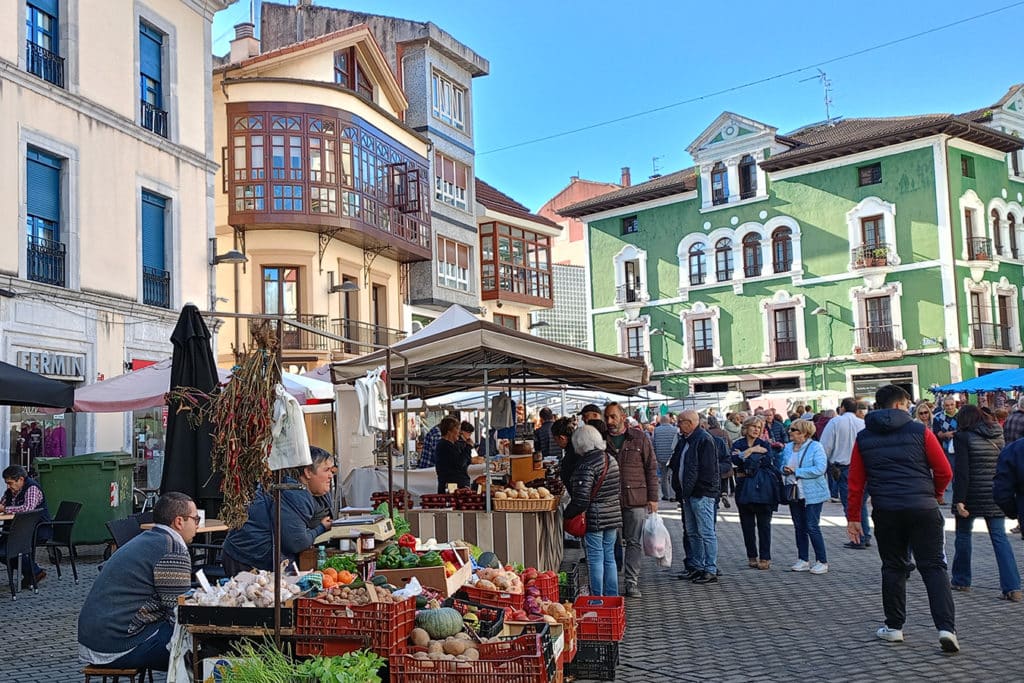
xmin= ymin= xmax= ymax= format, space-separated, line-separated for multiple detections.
xmin=931 ymin=367 xmax=1024 ymax=394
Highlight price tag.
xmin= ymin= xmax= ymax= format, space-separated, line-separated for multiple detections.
xmin=195 ymin=568 xmax=212 ymax=593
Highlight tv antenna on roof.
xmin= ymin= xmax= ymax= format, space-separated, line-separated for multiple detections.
xmin=650 ymin=155 xmax=664 ymax=179
xmin=799 ymin=69 xmax=834 ymax=126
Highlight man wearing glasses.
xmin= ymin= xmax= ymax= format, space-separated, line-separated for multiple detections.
xmin=78 ymin=492 xmax=197 ymax=672
xmin=670 ymin=410 xmax=721 ymax=584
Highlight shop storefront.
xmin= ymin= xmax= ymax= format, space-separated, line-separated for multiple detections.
xmin=7 ymin=350 xmax=84 ymax=469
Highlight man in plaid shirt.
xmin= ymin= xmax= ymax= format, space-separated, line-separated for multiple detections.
xmin=1002 ymin=398 xmax=1024 ymax=444
xmin=418 ymin=423 xmax=442 ymax=468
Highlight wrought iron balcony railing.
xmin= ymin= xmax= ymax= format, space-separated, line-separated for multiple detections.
xmin=330 ymin=318 xmax=406 ymax=354
xmin=27 ymin=235 xmax=65 ymax=287
xmin=851 ymin=243 xmax=896 ymax=268
xmin=140 ymin=100 xmax=168 ymax=138
xmin=25 ymin=41 xmax=64 ymax=88
xmin=970 ymin=322 xmax=1011 ymax=351
xmin=854 ymin=324 xmax=899 ymax=354
xmin=693 ymin=348 xmax=714 ymax=368
xmin=142 ymin=266 xmax=170 ymax=308
xmin=967 ymin=236 xmax=993 ymax=261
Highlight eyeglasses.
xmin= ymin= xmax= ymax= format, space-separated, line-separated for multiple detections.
xmin=788 ymin=428 xmax=801 ymax=433
xmin=184 ymin=515 xmax=201 ymax=525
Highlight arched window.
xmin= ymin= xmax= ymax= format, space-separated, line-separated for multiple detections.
xmin=738 ymin=155 xmax=757 ymax=199
xmin=772 ymin=227 xmax=792 ymax=273
xmin=992 ymin=209 xmax=1003 ymax=256
xmin=742 ymin=233 xmax=762 ymax=277
xmin=711 ymin=162 xmax=728 ymax=205
xmin=715 ymin=238 xmax=733 ymax=281
xmin=688 ymin=243 xmax=707 ymax=286
xmin=1011 ymin=214 xmax=1019 ymax=259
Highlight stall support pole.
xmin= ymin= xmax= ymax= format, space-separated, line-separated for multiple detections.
xmin=386 ymin=349 xmax=394 ymax=519
xmin=483 ymin=369 xmax=491 ymax=514
xmin=402 ymin=356 xmax=409 ymax=496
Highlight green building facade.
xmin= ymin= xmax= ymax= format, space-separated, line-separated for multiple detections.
xmin=560 ymin=86 xmax=1024 ymax=404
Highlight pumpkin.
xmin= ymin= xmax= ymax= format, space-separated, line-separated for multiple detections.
xmin=416 ymin=607 xmax=465 ymax=639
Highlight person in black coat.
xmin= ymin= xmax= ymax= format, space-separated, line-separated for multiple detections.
xmin=732 ymin=416 xmax=778 ymax=569
xmin=435 ymin=416 xmax=470 ymax=494
xmin=950 ymin=405 xmax=1020 ymax=599
xmin=994 ymin=434 xmax=1024 ymax=541
xmin=669 ymin=411 xmax=721 ymax=584
xmin=552 ymin=417 xmax=577 ymax=487
xmin=565 ymin=424 xmax=622 ymax=596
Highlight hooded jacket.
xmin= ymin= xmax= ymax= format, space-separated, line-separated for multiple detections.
xmin=952 ymin=422 xmax=1005 ymax=517
xmin=847 ymin=408 xmax=951 ymax=521
xmin=564 ymin=448 xmax=622 ymax=532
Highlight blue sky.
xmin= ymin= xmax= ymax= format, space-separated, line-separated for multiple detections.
xmin=213 ymin=0 xmax=1024 ymax=211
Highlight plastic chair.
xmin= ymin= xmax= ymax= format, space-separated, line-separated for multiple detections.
xmin=104 ymin=516 xmax=144 ymax=553
xmin=2 ymin=509 xmax=45 ymax=599
xmin=43 ymin=501 xmax=83 ymax=583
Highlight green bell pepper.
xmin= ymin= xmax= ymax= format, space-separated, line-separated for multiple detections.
xmin=417 ymin=551 xmax=443 ymax=568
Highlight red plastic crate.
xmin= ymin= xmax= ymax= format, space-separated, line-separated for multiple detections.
xmin=295 ymin=595 xmax=416 ymax=656
xmin=532 ymin=573 xmax=559 ymax=602
xmin=573 ymin=596 xmax=625 ymax=641
xmin=293 ymin=634 xmax=367 ymax=657
xmin=458 ymin=584 xmax=525 ymax=611
xmin=390 ymin=633 xmax=546 ymax=683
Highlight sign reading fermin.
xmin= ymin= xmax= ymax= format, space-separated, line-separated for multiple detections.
xmin=16 ymin=350 xmax=85 ymax=380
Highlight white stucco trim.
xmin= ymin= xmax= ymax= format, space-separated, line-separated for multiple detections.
xmin=932 ymin=139 xmax=962 ymax=380
xmin=679 ymin=301 xmax=722 ymax=371
xmin=615 ymin=314 xmax=651 ymax=366
xmin=986 ymin=197 xmax=1024 ymax=259
xmin=759 ymin=290 xmax=809 ymax=363
xmin=849 ymin=281 xmax=906 ymax=354
xmin=948 ymin=138 xmax=1009 ymax=162
xmin=584 ymin=220 xmax=595 ymax=351
xmin=958 ymin=189 xmax=988 ymax=260
xmin=845 ymin=196 xmax=899 ymax=268
xmin=995 ymin=276 xmax=1022 ymax=352
xmin=612 ymin=244 xmax=649 ymax=308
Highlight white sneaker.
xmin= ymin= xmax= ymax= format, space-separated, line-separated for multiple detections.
xmin=809 ymin=562 xmax=829 ymax=575
xmin=790 ymin=560 xmax=810 ymax=572
xmin=876 ymin=626 xmax=904 ymax=642
xmin=938 ymin=630 xmax=960 ymax=653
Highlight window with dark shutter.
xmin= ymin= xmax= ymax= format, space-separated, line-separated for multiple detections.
xmin=26 ymin=148 xmax=61 ymax=231
xmin=858 ymin=163 xmax=881 ymax=186
xmin=141 ymin=191 xmax=166 ymax=270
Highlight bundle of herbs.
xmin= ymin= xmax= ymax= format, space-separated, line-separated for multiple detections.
xmin=219 ymin=639 xmax=385 ymax=683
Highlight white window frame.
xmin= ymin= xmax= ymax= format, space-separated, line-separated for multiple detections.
xmin=615 ymin=315 xmax=650 ymax=364
xmin=613 ymin=244 xmax=649 ymax=309
xmin=680 ymin=302 xmax=722 ymax=371
xmin=986 ymin=197 xmax=1024 ymax=261
xmin=431 ymin=71 xmax=466 ymax=132
xmin=957 ymin=190 xmax=988 ymax=260
xmin=846 ymin=196 xmax=899 ymax=268
xmin=436 ymin=235 xmax=471 ymax=292
xmin=964 ymin=278 xmax=992 ymax=352
xmin=759 ymin=290 xmax=809 ymax=364
xmin=850 ymin=281 xmax=906 ymax=354
xmin=433 ymin=152 xmax=468 ymax=211
xmin=994 ymin=277 xmax=1022 ymax=352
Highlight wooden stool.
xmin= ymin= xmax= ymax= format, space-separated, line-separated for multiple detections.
xmin=82 ymin=666 xmax=154 ymax=683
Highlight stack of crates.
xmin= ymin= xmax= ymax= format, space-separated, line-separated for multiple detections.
xmin=565 ymin=596 xmax=624 ymax=681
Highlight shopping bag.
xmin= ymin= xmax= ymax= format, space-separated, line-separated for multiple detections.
xmin=642 ymin=512 xmax=673 ymax=568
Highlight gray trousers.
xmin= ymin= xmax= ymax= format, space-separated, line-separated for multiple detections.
xmin=620 ymin=506 xmax=647 ymax=588
xmin=658 ymin=462 xmax=673 ymax=500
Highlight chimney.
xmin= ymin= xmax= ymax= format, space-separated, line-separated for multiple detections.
xmin=620 ymin=167 xmax=631 ymax=187
xmin=230 ymin=22 xmax=260 ymax=63
xmin=570 ymin=175 xmax=579 ymax=183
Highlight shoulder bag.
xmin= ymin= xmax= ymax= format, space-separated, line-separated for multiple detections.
xmin=564 ymin=455 xmax=609 ymax=537
xmin=785 ymin=447 xmax=808 ymax=503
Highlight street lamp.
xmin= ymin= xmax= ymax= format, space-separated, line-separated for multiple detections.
xmin=812 ymin=301 xmax=852 ymax=390
xmin=329 ymin=281 xmax=360 ymax=294
xmin=211 ymin=249 xmax=248 ymax=265
xmin=528 ymin=320 xmax=549 ymax=330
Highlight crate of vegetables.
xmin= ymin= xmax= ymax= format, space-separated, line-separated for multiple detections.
xmin=295 ymin=585 xmax=416 ymax=657
xmin=521 ymin=566 xmax=560 ymax=603
xmin=390 ymin=630 xmax=547 ymax=683
xmin=442 ymin=596 xmax=505 ymax=639
xmin=459 ymin=567 xmax=525 ymax=611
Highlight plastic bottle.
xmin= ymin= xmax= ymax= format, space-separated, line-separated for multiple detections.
xmin=316 ymin=545 xmax=327 ymax=570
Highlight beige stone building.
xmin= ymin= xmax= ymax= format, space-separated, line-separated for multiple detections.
xmin=212 ymin=22 xmax=431 ymax=372
xmin=0 ymin=0 xmax=232 ymax=471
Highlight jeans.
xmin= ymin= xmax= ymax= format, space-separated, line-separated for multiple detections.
xmin=951 ymin=515 xmax=1021 ymax=594
xmin=828 ymin=469 xmax=840 ymax=498
xmin=873 ymin=507 xmax=955 ymax=632
xmin=678 ymin=500 xmax=695 ymax=571
xmin=620 ymin=506 xmax=646 ymax=588
xmin=107 ymin=621 xmax=174 ymax=672
xmin=738 ymin=503 xmax=773 ymax=561
xmin=789 ymin=500 xmax=827 ymax=563
xmin=657 ymin=461 xmax=674 ymax=500
xmin=837 ymin=464 xmax=871 ymax=542
xmin=683 ymin=496 xmax=718 ymax=574
xmin=584 ymin=528 xmax=619 ymax=596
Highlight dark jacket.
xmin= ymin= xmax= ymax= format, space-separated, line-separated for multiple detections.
xmin=856 ymin=409 xmax=939 ymax=512
xmin=952 ymin=422 xmax=1005 ymax=517
xmin=534 ymin=421 xmax=562 ymax=460
xmin=731 ymin=437 xmax=774 ymax=505
xmin=606 ymin=426 xmax=659 ymax=508
xmin=435 ymin=438 xmax=471 ymax=492
xmin=993 ymin=438 xmax=1024 ymax=519
xmin=559 ymin=440 xmax=580 ymax=489
xmin=670 ymin=427 xmax=720 ymax=500
xmin=736 ymin=452 xmax=781 ymax=507
xmin=223 ymin=477 xmax=327 ymax=570
xmin=1 ymin=477 xmax=52 ymax=543
xmin=564 ymin=448 xmax=622 ymax=532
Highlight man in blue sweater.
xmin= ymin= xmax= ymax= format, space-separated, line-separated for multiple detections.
xmin=78 ymin=492 xmax=197 ymax=671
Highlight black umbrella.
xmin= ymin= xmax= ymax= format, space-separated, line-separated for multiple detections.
xmin=0 ymin=361 xmax=75 ymax=409
xmin=160 ymin=304 xmax=222 ymax=514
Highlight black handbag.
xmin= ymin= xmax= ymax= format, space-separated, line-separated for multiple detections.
xmin=784 ymin=448 xmax=808 ymax=503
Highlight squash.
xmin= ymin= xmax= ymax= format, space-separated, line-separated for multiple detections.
xmin=409 ymin=628 xmax=431 ymax=647
xmin=416 ymin=607 xmax=466 ymax=639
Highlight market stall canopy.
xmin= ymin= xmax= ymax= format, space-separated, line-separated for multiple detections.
xmin=931 ymin=368 xmax=1024 ymax=394
xmin=429 ymin=387 xmax=674 ymax=412
xmin=67 ymin=359 xmax=332 ymax=412
xmin=0 ymin=360 xmax=75 ymax=409
xmin=330 ymin=305 xmax=649 ymax=398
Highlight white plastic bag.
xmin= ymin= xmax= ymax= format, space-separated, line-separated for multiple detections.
xmin=642 ymin=512 xmax=673 ymax=568
xmin=392 ymin=576 xmax=423 ymax=600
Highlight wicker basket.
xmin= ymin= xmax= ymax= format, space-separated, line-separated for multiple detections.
xmin=491 ymin=497 xmax=559 ymax=512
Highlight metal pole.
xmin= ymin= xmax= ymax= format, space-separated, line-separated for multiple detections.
xmin=402 ymin=356 xmax=409 ymax=496
xmin=386 ymin=348 xmax=394 ymax=520
xmin=272 ymin=323 xmax=283 ymax=648
xmin=483 ymin=369 xmax=491 ymax=514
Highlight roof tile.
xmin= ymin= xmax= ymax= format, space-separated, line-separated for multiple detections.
xmin=475 ymin=179 xmax=561 ymax=229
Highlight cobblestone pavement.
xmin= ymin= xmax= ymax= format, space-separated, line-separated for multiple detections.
xmin=1 ymin=501 xmax=1022 ymax=682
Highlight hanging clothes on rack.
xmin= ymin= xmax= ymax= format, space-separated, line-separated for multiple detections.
xmin=491 ymin=392 xmax=514 ymax=429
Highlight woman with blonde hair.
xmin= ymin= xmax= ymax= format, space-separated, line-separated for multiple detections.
xmin=781 ymin=419 xmax=830 ymax=575
xmin=732 ymin=417 xmax=778 ymax=569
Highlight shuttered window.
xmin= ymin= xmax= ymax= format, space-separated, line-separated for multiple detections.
xmin=26 ymin=147 xmax=61 ymax=234
xmin=139 ymin=22 xmax=163 ymax=107
xmin=141 ymin=191 xmax=166 ymax=270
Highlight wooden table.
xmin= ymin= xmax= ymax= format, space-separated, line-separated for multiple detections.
xmin=0 ymin=513 xmax=13 ymax=522
xmin=141 ymin=519 xmax=229 ymax=534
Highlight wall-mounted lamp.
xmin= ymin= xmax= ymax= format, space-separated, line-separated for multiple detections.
xmin=649 ymin=325 xmax=666 ymax=337
xmin=0 ymin=288 xmax=17 ymax=299
xmin=529 ymin=320 xmax=550 ymax=330
xmin=811 ymin=302 xmax=852 ymax=327
xmin=329 ymin=281 xmax=360 ymax=294
xmin=212 ymin=249 xmax=247 ymax=265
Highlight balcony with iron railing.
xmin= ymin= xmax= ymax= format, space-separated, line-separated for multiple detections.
xmin=25 ymin=41 xmax=64 ymax=88
xmin=693 ymin=348 xmax=714 ymax=368
xmin=851 ymin=243 xmax=896 ymax=269
xmin=854 ymin=324 xmax=901 ymax=358
xmin=967 ymin=236 xmax=993 ymax=261
xmin=246 ymin=314 xmax=330 ymax=352
xmin=140 ymin=100 xmax=168 ymax=138
xmin=773 ymin=338 xmax=798 ymax=362
xmin=970 ymin=322 xmax=1011 ymax=352
xmin=615 ymin=281 xmax=643 ymax=305
xmin=142 ymin=266 xmax=170 ymax=308
xmin=330 ymin=318 xmax=406 ymax=355
xmin=27 ymin=235 xmax=65 ymax=287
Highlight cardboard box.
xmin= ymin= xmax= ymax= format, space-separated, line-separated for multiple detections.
xmin=371 ymin=546 xmax=472 ymax=597
xmin=504 ymin=620 xmax=564 ymax=661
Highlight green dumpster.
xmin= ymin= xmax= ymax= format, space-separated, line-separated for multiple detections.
xmin=36 ymin=453 xmax=136 ymax=545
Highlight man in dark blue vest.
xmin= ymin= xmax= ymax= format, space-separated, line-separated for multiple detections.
xmin=847 ymin=384 xmax=958 ymax=653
